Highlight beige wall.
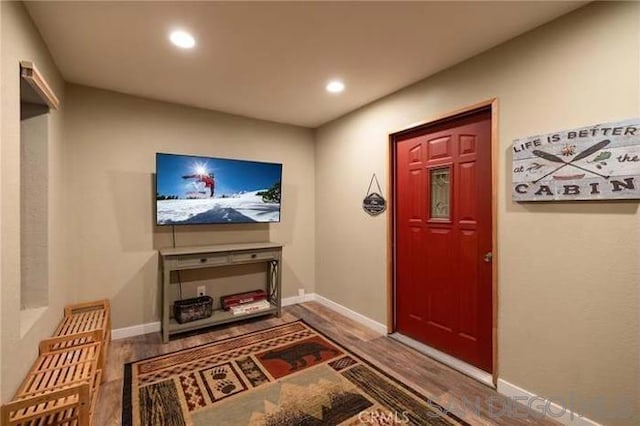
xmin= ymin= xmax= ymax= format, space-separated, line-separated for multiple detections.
xmin=21 ymin=114 xmax=49 ymax=309
xmin=1 ymin=1 xmax=68 ymax=401
xmin=63 ymin=85 xmax=315 ymax=330
xmin=315 ymin=2 xmax=639 ymax=425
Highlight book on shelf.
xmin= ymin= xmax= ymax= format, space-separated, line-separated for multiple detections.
xmin=230 ymin=299 xmax=271 ymax=315
xmin=221 ymin=289 xmax=267 ymax=310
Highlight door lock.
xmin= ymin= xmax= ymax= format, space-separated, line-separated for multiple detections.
xmin=483 ymin=252 xmax=493 ymax=263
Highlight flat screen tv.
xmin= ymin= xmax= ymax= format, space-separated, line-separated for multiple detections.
xmin=156 ymin=153 xmax=282 ymax=225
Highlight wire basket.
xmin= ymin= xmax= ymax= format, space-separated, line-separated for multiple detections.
xmin=173 ymin=296 xmax=213 ymax=324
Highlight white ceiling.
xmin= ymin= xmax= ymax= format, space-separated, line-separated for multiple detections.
xmin=26 ymin=1 xmax=585 ymax=128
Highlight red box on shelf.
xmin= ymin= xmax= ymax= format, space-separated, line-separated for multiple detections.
xmin=221 ymin=290 xmax=267 ymax=310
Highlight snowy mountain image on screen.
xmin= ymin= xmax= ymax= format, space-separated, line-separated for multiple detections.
xmin=155 ymin=153 xmax=282 ymax=224
xmin=157 ymin=190 xmax=280 ymax=224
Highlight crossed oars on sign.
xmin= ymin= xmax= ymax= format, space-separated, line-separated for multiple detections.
xmin=532 ymin=139 xmax=611 ymax=184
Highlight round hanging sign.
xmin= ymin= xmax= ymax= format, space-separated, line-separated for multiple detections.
xmin=363 ymin=173 xmax=387 ymax=216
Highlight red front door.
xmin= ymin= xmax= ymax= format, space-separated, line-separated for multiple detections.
xmin=395 ymin=109 xmax=493 ymax=372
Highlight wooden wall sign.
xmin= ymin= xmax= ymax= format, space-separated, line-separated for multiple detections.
xmin=512 ymin=118 xmax=640 ymax=201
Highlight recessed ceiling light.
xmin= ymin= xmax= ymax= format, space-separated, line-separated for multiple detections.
xmin=169 ymin=30 xmax=196 ymax=49
xmin=326 ymin=80 xmax=345 ymax=94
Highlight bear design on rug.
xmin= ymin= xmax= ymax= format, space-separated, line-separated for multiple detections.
xmin=261 ymin=341 xmax=339 ymax=370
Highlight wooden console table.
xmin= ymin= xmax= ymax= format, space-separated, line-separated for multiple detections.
xmin=159 ymin=242 xmax=283 ymax=343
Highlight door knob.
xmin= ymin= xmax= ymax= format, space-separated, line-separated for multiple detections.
xmin=483 ymin=252 xmax=493 ymax=263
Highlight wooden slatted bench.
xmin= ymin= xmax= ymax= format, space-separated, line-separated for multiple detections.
xmin=1 ymin=335 xmax=102 ymax=426
xmin=1 ymin=383 xmax=91 ymax=426
xmin=54 ymin=299 xmax=111 ymax=373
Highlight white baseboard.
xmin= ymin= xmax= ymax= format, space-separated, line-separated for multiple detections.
xmin=110 ymin=293 xmax=386 ymax=340
xmin=312 ymin=294 xmax=387 ymax=335
xmin=281 ymin=293 xmax=315 ymax=306
xmin=112 ymin=321 xmax=161 ymax=340
xmin=497 ymin=379 xmax=602 ymax=426
xmin=111 ymin=295 xmax=311 ymax=339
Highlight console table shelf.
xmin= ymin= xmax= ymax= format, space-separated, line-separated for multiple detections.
xmin=160 ymin=242 xmax=283 ymax=343
xmin=168 ymin=303 xmax=279 ymax=334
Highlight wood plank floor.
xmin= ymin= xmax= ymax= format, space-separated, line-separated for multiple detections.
xmin=95 ymin=302 xmax=557 ymax=425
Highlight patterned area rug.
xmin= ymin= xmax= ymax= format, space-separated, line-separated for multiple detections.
xmin=123 ymin=320 xmax=469 ymax=425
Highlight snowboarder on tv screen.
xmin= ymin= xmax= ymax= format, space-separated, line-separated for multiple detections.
xmin=182 ymin=172 xmax=215 ymax=197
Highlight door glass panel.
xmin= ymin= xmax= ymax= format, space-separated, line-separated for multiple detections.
xmin=430 ymin=168 xmax=450 ymax=219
